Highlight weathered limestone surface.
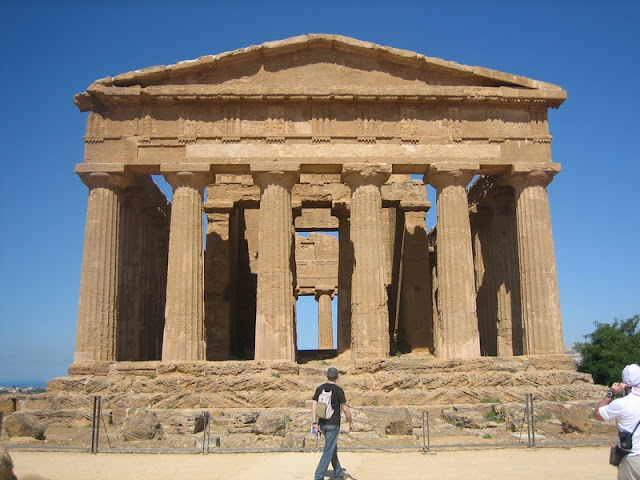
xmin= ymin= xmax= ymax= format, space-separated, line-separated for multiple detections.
xmin=74 ymin=170 xmax=131 ymax=363
xmin=162 ymin=168 xmax=210 ymax=361
xmin=35 ymin=356 xmax=601 ymax=412
xmin=397 ymin=211 xmax=432 ymax=353
xmin=3 ymin=412 xmax=46 ymax=439
xmin=69 ymin=35 xmax=568 ymax=375
xmin=315 ymin=286 xmax=334 ymax=349
xmin=427 ymin=164 xmax=480 ymax=358
xmin=252 ymin=163 xmax=299 ymax=361
xmin=6 ymin=356 xmax=609 ymax=450
xmin=343 ymin=164 xmax=392 ymax=361
xmin=506 ymin=164 xmax=563 ymax=354
xmin=469 ymin=177 xmax=522 ymax=357
xmin=295 ymin=233 xmax=338 ymax=296
xmin=0 ymin=445 xmax=17 ymax=480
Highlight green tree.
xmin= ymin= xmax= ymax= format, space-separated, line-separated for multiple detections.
xmin=575 ymin=314 xmax=640 ymax=387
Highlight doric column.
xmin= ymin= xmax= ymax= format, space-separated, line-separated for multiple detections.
xmin=342 ymin=163 xmax=392 ymax=361
xmin=399 ymin=209 xmax=433 ymax=352
xmin=334 ymin=207 xmax=353 ymax=355
xmin=489 ymin=188 xmax=522 ymax=356
xmin=505 ymin=164 xmax=563 ymax=354
xmin=315 ymin=286 xmax=335 ymax=349
xmin=74 ymin=169 xmax=132 ymax=363
xmin=161 ymin=166 xmax=211 ymax=361
xmin=205 ymin=210 xmax=233 ymax=360
xmin=251 ymin=162 xmax=300 ymax=361
xmin=117 ymin=195 xmax=143 ymax=361
xmin=426 ymin=163 xmax=480 ymax=358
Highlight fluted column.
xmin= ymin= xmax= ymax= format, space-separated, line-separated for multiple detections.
xmin=251 ymin=163 xmax=300 ymax=361
xmin=315 ymin=286 xmax=335 ymax=349
xmin=117 ymin=195 xmax=143 ymax=361
xmin=342 ymin=163 xmax=391 ymax=361
xmin=490 ymin=188 xmax=522 ymax=356
xmin=74 ymin=170 xmax=132 ymax=363
xmin=161 ymin=167 xmax=210 ymax=361
xmin=205 ymin=210 xmax=233 ymax=360
xmin=427 ymin=163 xmax=480 ymax=358
xmin=400 ymin=210 xmax=433 ymax=352
xmin=335 ymin=207 xmax=352 ymax=355
xmin=505 ymin=164 xmax=563 ymax=354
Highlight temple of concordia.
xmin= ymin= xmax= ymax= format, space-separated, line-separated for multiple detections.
xmin=37 ymin=34 xmax=601 ymax=411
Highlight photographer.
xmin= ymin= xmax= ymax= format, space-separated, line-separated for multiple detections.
xmin=593 ymin=363 xmax=640 ymax=479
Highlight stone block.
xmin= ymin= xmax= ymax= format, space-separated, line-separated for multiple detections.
xmin=0 ymin=445 xmax=17 ymax=480
xmin=120 ymin=409 xmax=163 ymax=441
xmin=3 ymin=412 xmax=46 ymax=440
xmin=253 ymin=410 xmax=289 ymax=436
xmin=0 ymin=396 xmax=17 ymax=415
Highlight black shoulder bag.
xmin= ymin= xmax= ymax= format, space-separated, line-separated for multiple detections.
xmin=610 ymin=420 xmax=640 ymax=466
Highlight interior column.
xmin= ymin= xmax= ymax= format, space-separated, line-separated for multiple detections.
xmin=315 ymin=286 xmax=334 ymax=350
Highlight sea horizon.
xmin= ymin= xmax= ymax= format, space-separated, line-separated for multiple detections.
xmin=0 ymin=380 xmax=47 ymax=389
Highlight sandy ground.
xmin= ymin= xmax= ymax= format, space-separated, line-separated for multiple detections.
xmin=8 ymin=446 xmax=618 ymax=480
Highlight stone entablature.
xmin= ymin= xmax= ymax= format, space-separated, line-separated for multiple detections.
xmin=71 ymin=34 xmax=566 ymax=368
xmin=75 ymin=35 xmax=563 ymax=175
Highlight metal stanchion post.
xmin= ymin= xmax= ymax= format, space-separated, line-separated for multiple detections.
xmin=203 ymin=412 xmax=210 ymax=455
xmin=422 ymin=412 xmax=427 ymax=452
xmin=527 ymin=393 xmax=536 ymax=449
xmin=530 ymin=395 xmax=536 ymax=449
xmin=525 ymin=393 xmax=532 ymax=448
xmin=91 ymin=396 xmax=101 ymax=454
xmin=427 ymin=411 xmax=431 ymax=452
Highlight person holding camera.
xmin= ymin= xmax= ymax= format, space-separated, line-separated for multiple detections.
xmin=593 ymin=363 xmax=640 ymax=479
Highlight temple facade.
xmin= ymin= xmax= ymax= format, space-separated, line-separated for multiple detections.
xmin=71 ymin=34 xmax=565 ymax=367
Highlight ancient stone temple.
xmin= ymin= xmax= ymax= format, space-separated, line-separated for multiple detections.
xmin=71 ymin=34 xmax=566 ymax=370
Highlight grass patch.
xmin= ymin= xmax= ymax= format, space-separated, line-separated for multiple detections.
xmin=484 ymin=410 xmax=505 ymax=423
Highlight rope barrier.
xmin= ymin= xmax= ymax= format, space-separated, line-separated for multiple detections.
xmin=3 ymin=395 xmax=618 ymax=454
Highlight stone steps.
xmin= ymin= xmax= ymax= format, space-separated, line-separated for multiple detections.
xmin=20 ymin=354 xmax=602 ymax=412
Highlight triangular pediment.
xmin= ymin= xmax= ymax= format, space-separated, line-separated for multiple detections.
xmin=75 ymin=34 xmax=565 ymax=111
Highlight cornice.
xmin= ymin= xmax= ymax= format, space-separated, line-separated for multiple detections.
xmin=75 ymin=83 xmax=566 ymax=112
xmin=74 ymin=34 xmax=566 ymax=112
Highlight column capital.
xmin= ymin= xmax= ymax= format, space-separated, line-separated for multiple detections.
xmin=502 ymin=163 xmax=561 ymax=189
xmin=425 ymin=163 xmax=479 ymax=190
xmin=161 ymin=164 xmax=212 ymax=190
xmin=314 ymin=285 xmax=335 ymax=300
xmin=78 ymin=170 xmax=133 ymax=190
xmin=250 ymin=162 xmax=300 ymax=190
xmin=342 ymin=163 xmax=392 ymax=189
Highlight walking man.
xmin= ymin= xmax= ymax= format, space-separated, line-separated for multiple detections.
xmin=311 ymin=366 xmax=354 ymax=480
xmin=593 ymin=363 xmax=640 ymax=479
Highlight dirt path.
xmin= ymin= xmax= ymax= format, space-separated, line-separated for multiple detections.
xmin=9 ymin=447 xmax=617 ymax=480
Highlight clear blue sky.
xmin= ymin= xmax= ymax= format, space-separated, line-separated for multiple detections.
xmin=1 ymin=0 xmax=638 ymax=386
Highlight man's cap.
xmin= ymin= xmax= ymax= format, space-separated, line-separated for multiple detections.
xmin=327 ymin=366 xmax=339 ymax=379
xmin=622 ymin=363 xmax=640 ymax=389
